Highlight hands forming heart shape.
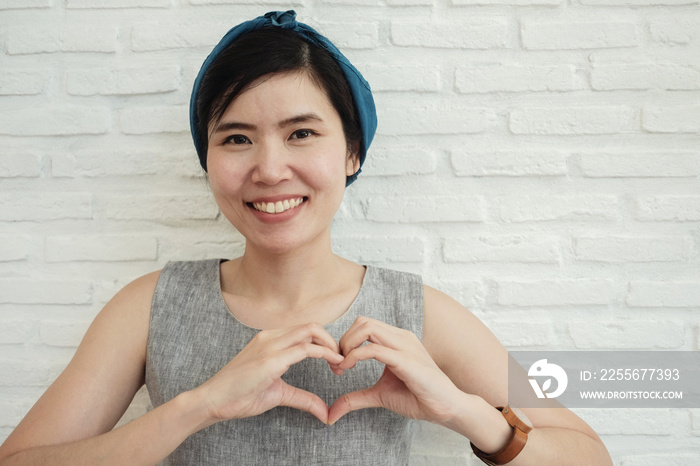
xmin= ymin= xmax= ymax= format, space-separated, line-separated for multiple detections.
xmin=197 ymin=316 xmax=461 ymax=427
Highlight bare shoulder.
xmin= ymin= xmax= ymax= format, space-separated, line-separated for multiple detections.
xmin=71 ymin=268 xmax=163 ymax=373
xmin=0 ymin=269 xmax=162 ymax=459
xmin=422 ymin=285 xmax=603 ymax=442
xmin=422 ymin=284 xmax=507 ymax=405
xmin=78 ymin=269 xmax=162 ymax=357
xmin=101 ymin=269 xmax=162 ymax=322
xmin=422 ymin=285 xmax=506 ymax=360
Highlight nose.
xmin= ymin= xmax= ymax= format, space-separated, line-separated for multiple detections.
xmin=251 ymin=141 xmax=293 ymax=185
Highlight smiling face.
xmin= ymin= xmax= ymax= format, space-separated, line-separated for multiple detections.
xmin=206 ymin=71 xmax=359 ymax=255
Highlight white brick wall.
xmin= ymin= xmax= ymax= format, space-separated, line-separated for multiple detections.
xmin=1 ymin=0 xmax=699 ymax=463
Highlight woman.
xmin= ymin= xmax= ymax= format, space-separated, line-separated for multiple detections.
xmin=0 ymin=11 xmax=611 ymax=465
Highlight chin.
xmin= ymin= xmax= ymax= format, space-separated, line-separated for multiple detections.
xmin=246 ymin=233 xmax=309 ymax=256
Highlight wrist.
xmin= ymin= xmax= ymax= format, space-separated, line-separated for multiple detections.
xmin=173 ymin=389 xmax=219 ymax=434
xmin=439 ymin=395 xmax=513 ymax=454
xmin=465 ymin=398 xmax=514 ymax=454
xmin=471 ymin=405 xmax=533 ymax=465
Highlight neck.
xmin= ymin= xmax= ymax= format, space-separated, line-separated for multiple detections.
xmin=224 ymin=234 xmax=354 ymax=320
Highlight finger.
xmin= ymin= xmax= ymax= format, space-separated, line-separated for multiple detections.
xmin=272 ymin=323 xmax=341 ymax=354
xmin=338 ymin=344 xmax=436 ymax=395
xmin=327 ymin=361 xmax=345 ymax=376
xmin=337 ymin=342 xmax=403 ymax=372
xmin=278 ymin=381 xmax=331 ymax=424
xmin=338 ymin=317 xmax=383 ymax=351
xmin=270 ymin=342 xmax=345 ymax=375
xmin=339 ymin=317 xmax=412 ymax=357
xmin=340 ymin=344 xmax=460 ymax=417
xmin=327 ymin=387 xmax=381 ymax=425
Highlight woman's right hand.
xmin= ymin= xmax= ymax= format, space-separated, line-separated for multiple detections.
xmin=194 ymin=323 xmax=343 ymax=425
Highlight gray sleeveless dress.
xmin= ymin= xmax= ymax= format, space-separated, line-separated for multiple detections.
xmin=145 ymin=259 xmax=424 ymax=465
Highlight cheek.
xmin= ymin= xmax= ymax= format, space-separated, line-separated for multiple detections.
xmin=314 ymin=154 xmax=344 ymax=179
xmin=207 ymin=159 xmax=246 ymax=200
xmin=300 ymin=159 xmax=346 ymax=194
xmin=305 ymin=145 xmax=353 ymax=186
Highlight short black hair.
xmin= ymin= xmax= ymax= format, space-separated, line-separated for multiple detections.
xmin=195 ymin=27 xmax=362 ymax=170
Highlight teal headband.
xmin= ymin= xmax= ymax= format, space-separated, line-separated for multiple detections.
xmin=189 ymin=10 xmax=377 ymax=186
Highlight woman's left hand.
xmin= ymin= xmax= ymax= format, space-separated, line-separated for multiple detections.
xmin=328 ymin=316 xmax=465 ymax=426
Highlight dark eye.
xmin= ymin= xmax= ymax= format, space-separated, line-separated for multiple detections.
xmin=290 ymin=129 xmax=314 ymax=140
xmin=225 ymin=135 xmax=251 ymax=145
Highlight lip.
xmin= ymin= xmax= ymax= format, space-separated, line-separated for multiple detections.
xmin=246 ymin=196 xmax=307 ymax=223
xmin=247 ymin=194 xmax=307 ymax=204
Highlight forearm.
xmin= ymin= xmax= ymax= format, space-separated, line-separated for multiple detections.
xmin=504 ymin=426 xmax=611 ymax=466
xmin=0 ymin=391 xmax=213 ymax=466
xmin=443 ymin=395 xmax=612 ymax=466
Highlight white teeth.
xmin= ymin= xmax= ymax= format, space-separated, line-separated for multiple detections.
xmin=252 ymin=198 xmax=304 ymax=214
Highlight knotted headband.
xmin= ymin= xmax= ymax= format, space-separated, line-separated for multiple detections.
xmin=189 ymin=10 xmax=377 ymax=186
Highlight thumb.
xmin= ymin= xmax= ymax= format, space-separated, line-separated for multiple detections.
xmin=328 ymin=387 xmax=382 ymax=425
xmin=278 ymin=382 xmax=331 ymax=425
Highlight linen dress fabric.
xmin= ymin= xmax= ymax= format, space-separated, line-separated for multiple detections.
xmin=145 ymin=259 xmax=424 ymax=465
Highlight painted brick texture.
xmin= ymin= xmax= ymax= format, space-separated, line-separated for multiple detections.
xmin=1 ymin=1 xmax=698 ymax=463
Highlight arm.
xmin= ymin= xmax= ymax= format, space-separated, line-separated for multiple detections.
xmin=421 ymin=285 xmax=611 ymax=465
xmin=0 ymin=271 xmax=343 ymax=466
xmin=328 ymin=285 xmax=612 ymax=465
xmin=0 ymin=392 xmax=212 ymax=466
xmin=0 ymin=271 xmax=202 ymax=465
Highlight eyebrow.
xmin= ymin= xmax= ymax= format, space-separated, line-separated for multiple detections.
xmin=211 ymin=113 xmax=324 ymax=134
xmin=278 ymin=113 xmax=324 ymax=128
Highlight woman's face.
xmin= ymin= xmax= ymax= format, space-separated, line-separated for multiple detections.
xmin=206 ymin=71 xmax=359 ymax=255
